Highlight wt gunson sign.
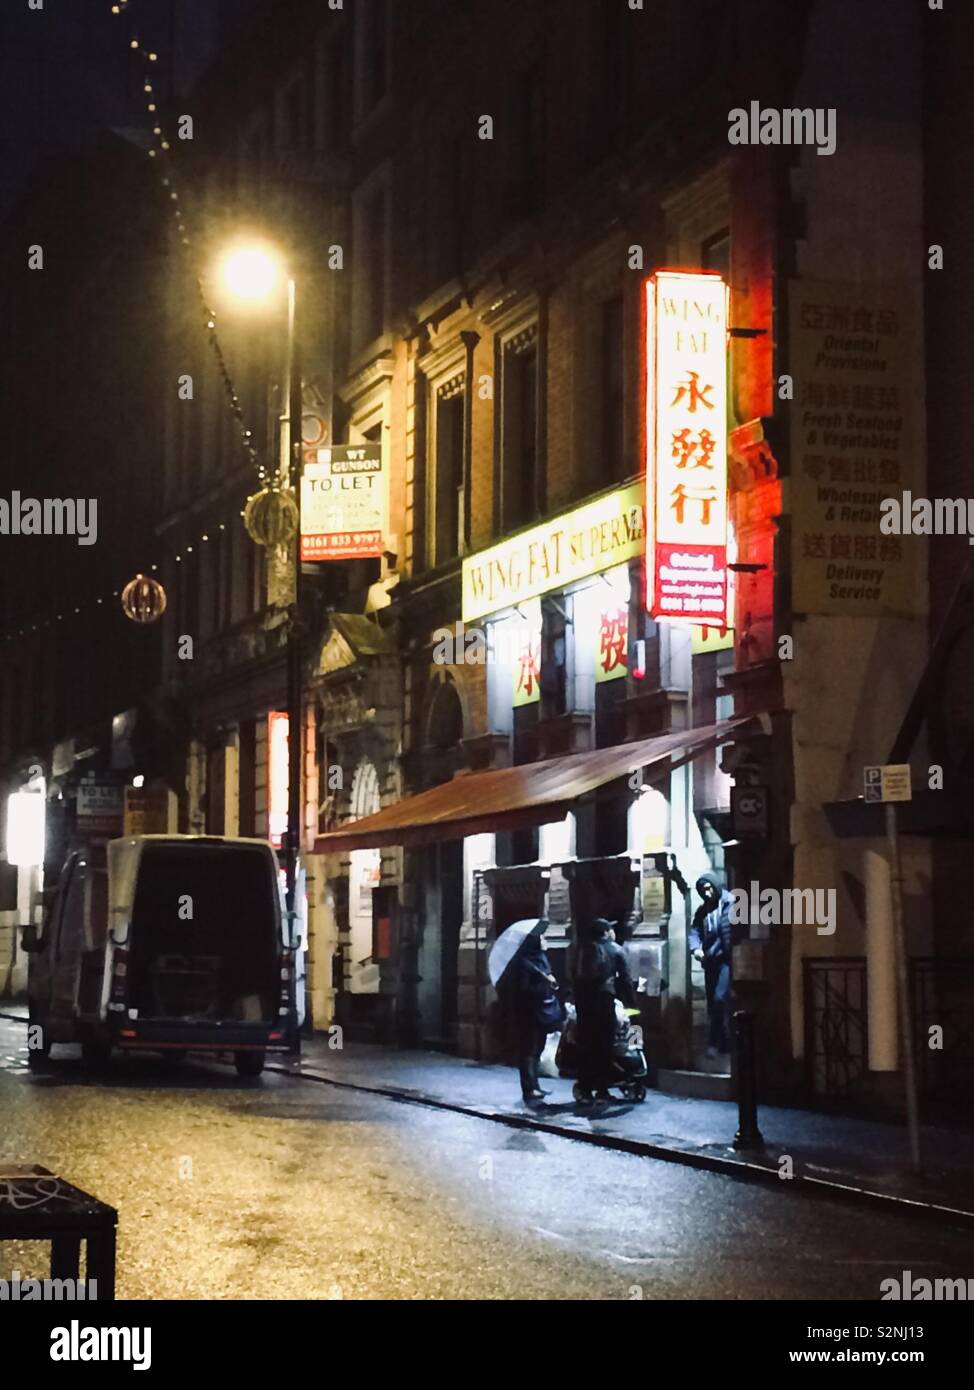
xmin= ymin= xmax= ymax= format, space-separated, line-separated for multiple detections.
xmin=645 ymin=270 xmax=729 ymax=627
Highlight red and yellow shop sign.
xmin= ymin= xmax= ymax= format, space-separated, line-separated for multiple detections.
xmin=645 ymin=270 xmax=729 ymax=628
xmin=512 ymin=599 xmax=542 ymax=706
xmin=595 ymin=603 xmax=628 ymax=682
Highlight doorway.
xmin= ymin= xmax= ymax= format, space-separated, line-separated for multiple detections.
xmin=418 ymin=839 xmax=463 ymax=1046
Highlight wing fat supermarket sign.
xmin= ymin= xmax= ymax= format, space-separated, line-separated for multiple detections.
xmin=645 ymin=270 xmax=729 ymax=627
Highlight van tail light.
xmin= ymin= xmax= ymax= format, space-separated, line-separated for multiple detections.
xmin=279 ymin=956 xmax=291 ymax=1012
xmin=109 ymin=947 xmax=129 ymax=1005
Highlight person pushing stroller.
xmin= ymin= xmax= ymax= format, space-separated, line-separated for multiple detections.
xmin=570 ymin=918 xmax=637 ymax=1104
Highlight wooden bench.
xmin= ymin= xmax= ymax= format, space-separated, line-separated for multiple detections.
xmin=0 ymin=1165 xmax=117 ymax=1299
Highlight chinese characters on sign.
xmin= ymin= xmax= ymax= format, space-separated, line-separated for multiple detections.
xmin=301 ymin=443 xmax=384 ymax=561
xmin=788 ymin=280 xmax=922 ymax=616
xmin=645 ymin=271 xmax=729 ymax=627
xmin=595 ymin=604 xmax=628 ymax=683
xmin=512 ymin=600 xmax=542 ymax=706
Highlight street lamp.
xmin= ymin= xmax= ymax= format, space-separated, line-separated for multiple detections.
xmin=215 ymin=240 xmax=303 ymax=1051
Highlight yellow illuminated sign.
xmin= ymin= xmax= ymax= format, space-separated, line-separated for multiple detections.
xmin=462 ymin=483 xmax=644 ymax=623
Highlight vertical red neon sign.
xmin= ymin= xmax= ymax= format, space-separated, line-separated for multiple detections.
xmin=267 ymin=711 xmax=289 ymax=849
xmin=645 ymin=270 xmax=729 ymax=627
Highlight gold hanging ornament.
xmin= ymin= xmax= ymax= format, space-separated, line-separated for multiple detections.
xmin=243 ymin=483 xmax=299 ymax=548
xmin=121 ymin=573 xmax=167 ymax=624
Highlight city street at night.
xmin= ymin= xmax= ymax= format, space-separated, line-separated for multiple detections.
xmin=2 ymin=0 xmax=974 ymax=1356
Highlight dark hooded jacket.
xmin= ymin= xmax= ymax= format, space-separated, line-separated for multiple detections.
xmin=689 ymin=873 xmax=738 ymax=965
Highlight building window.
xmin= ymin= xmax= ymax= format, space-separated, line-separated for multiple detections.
xmin=499 ymin=328 xmax=540 ymax=532
xmin=600 ymin=293 xmax=626 ymax=483
xmin=588 ymin=3 xmax=631 ymax=163
xmin=431 ymin=377 xmax=464 ymax=565
xmin=702 ymin=229 xmax=730 ymax=277
xmin=319 ymin=34 xmax=347 ymax=149
xmin=507 ymin=63 xmax=545 ymax=220
xmin=355 ymin=0 xmax=390 ymax=122
xmin=353 ymin=174 xmax=389 ymax=348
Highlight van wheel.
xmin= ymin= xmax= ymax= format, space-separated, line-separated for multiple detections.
xmin=81 ymin=1040 xmax=112 ymax=1069
xmin=234 ymin=1050 xmax=265 ymax=1079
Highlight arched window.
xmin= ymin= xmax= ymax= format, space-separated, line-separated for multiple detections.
xmin=425 ymin=678 xmax=464 ymax=752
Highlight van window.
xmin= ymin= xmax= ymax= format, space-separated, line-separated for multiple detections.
xmin=85 ymin=867 xmax=109 ymax=951
xmin=57 ymin=858 xmax=86 ymax=957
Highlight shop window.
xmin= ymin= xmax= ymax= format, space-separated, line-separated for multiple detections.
xmin=317 ymin=735 xmax=340 ymax=833
xmin=239 ymin=720 xmax=256 ymax=837
xmin=540 ymin=594 xmax=567 ymax=719
xmin=499 ymin=330 xmax=540 ymax=532
xmin=206 ymin=743 xmax=226 ymax=836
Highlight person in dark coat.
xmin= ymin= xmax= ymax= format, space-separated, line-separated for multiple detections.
xmin=512 ymin=924 xmax=558 ymax=1103
xmin=570 ymin=918 xmax=636 ymax=1104
xmin=689 ymin=872 xmax=738 ymax=1057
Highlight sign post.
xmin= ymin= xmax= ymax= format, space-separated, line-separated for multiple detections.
xmin=864 ymin=763 xmax=921 ymax=1172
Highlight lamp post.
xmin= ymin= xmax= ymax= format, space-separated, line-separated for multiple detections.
xmin=217 ymin=243 xmax=303 ymax=1052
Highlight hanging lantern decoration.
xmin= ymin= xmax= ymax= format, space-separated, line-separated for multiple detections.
xmin=243 ymin=484 xmax=299 ymax=548
xmin=121 ymin=573 xmax=167 ymax=624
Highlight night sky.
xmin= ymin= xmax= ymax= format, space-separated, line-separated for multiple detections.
xmin=0 ymin=0 xmax=256 ymax=208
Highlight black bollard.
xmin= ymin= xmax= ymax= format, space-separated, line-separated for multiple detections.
xmin=733 ymin=1009 xmax=765 ymax=1151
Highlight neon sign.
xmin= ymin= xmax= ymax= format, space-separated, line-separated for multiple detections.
xmin=646 ymin=270 xmax=729 ymax=627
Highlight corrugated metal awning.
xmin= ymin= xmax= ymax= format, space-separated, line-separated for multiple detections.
xmin=313 ymin=713 xmax=768 ymax=855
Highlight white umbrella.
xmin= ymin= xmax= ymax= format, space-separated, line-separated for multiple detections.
xmin=488 ymin=918 xmax=544 ymax=988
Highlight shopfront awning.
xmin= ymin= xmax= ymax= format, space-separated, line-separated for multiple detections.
xmin=313 ymin=713 xmax=769 ymax=855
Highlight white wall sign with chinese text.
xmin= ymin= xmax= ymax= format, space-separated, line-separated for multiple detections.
xmin=645 ymin=270 xmax=729 ymax=627
xmin=301 ymin=443 xmax=384 ymax=561
xmin=863 ymin=764 xmax=912 ymax=803
xmin=788 ymin=280 xmax=921 ymax=616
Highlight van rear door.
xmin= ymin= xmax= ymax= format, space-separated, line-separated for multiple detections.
xmin=126 ymin=841 xmax=280 ymax=1024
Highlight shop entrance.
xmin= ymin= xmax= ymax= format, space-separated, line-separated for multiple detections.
xmin=417 ymin=839 xmax=463 ymax=1046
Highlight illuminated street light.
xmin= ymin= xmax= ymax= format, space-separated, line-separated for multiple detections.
xmin=214 ymin=237 xmax=302 ymax=1054
xmin=218 ymin=242 xmax=284 ymax=303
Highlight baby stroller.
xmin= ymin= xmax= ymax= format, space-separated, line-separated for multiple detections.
xmin=556 ymin=998 xmax=648 ymax=1102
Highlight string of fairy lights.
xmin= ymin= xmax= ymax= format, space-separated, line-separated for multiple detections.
xmin=1 ymin=0 xmax=277 ymax=647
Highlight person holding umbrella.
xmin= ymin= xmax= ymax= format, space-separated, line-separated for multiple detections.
xmin=489 ymin=918 xmax=561 ymax=1104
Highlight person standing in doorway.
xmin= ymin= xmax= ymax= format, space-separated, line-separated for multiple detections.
xmin=689 ymin=872 xmax=737 ymax=1058
xmin=571 ymin=918 xmax=636 ymax=1104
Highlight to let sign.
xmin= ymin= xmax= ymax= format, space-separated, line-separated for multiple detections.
xmin=301 ymin=443 xmax=384 ymax=560
xmin=863 ymin=764 xmax=912 ymax=803
xmin=645 ymin=270 xmax=729 ymax=627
